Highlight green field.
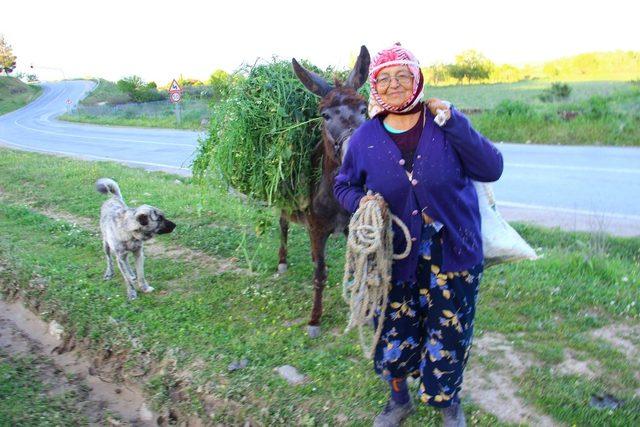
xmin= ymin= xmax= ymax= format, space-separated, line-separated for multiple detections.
xmin=0 ymin=76 xmax=42 ymax=115
xmin=427 ymin=80 xmax=635 ymax=109
xmin=0 ymin=148 xmax=638 ymax=425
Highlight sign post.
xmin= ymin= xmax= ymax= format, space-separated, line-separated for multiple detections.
xmin=168 ymin=79 xmax=182 ymax=126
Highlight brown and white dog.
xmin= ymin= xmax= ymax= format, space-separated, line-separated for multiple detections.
xmin=96 ymin=178 xmax=176 ymax=299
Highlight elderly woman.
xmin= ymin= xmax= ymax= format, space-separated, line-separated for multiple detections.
xmin=334 ymin=44 xmax=503 ymax=427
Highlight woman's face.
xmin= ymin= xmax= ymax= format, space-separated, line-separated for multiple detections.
xmin=375 ymin=65 xmax=414 ymax=108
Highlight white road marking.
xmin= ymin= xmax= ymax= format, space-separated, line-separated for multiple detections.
xmin=12 ymin=118 xmax=196 ymax=148
xmin=498 ymin=201 xmax=640 ymax=221
xmin=506 ymin=162 xmax=640 ymax=175
xmin=0 ymin=137 xmax=191 ymax=172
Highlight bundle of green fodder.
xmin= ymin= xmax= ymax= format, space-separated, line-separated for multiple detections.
xmin=193 ymin=59 xmax=330 ymax=212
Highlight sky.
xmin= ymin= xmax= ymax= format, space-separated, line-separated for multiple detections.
xmin=2 ymin=0 xmax=638 ymax=84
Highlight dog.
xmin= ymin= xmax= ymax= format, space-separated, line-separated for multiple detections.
xmin=96 ymin=178 xmax=176 ymax=299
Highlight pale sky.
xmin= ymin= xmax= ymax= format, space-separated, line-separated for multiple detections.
xmin=2 ymin=0 xmax=638 ymax=84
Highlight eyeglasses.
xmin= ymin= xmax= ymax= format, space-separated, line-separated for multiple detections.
xmin=375 ymin=73 xmax=413 ymax=90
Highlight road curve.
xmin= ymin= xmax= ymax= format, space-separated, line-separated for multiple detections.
xmin=1 ymin=80 xmax=639 ymax=237
xmin=0 ymin=80 xmax=199 ymax=175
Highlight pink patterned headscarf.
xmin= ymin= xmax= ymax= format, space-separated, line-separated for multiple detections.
xmin=368 ymin=43 xmax=424 ymax=118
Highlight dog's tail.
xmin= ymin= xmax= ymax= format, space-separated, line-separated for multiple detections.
xmin=96 ymin=178 xmax=123 ymax=201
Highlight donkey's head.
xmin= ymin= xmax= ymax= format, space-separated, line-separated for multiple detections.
xmin=292 ymin=46 xmax=370 ymax=163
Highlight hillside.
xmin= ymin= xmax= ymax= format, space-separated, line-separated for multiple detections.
xmin=0 ymin=76 xmax=42 ymax=115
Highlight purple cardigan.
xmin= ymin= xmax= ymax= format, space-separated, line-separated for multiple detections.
xmin=334 ymin=106 xmax=504 ymax=282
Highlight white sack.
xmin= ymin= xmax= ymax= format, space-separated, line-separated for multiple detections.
xmin=473 ymin=181 xmax=539 ymax=267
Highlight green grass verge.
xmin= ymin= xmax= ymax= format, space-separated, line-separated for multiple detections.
xmin=59 ymin=78 xmax=208 ymax=130
xmin=77 ymin=78 xmax=130 ymax=106
xmin=427 ymin=80 xmax=635 ymax=109
xmin=0 ymin=76 xmax=42 ymax=115
xmin=59 ymin=109 xmax=206 ymax=131
xmin=0 ymin=148 xmax=638 ymax=424
xmin=470 ymin=84 xmax=640 ymax=146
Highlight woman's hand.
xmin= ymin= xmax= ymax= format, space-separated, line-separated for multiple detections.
xmin=359 ymin=193 xmax=389 ymax=219
xmin=426 ymin=98 xmax=452 ymax=126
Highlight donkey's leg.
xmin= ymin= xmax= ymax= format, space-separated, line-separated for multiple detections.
xmin=277 ymin=212 xmax=289 ymax=274
xmin=308 ymin=227 xmax=330 ymax=338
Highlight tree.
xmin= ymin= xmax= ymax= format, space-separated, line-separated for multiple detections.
xmin=0 ymin=35 xmax=17 ymax=75
xmin=451 ymin=50 xmax=494 ymax=84
xmin=207 ymin=69 xmax=237 ymax=100
xmin=425 ymin=63 xmax=449 ymax=85
xmin=116 ymin=75 xmax=164 ymax=102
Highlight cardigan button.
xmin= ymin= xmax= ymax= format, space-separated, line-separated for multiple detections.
xmin=398 ymin=159 xmax=405 ymax=165
xmin=411 ymin=237 xmax=417 ymax=242
xmin=411 ymin=210 xmax=419 ymax=216
xmin=411 ymin=179 xmax=418 ymax=186
xmin=416 ymin=155 xmax=421 ymax=159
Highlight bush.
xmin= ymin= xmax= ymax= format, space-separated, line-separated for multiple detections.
xmin=538 ymin=82 xmax=572 ymax=102
xmin=117 ymin=75 xmax=165 ymax=103
xmin=581 ymin=95 xmax=612 ymax=119
xmin=495 ymin=100 xmax=534 ymax=117
xmin=193 ymin=59 xmax=329 ymax=211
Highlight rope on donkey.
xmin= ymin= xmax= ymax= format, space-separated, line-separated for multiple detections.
xmin=342 ymin=192 xmax=412 ymax=359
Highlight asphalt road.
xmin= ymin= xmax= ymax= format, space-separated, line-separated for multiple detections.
xmin=1 ymin=80 xmax=639 ymax=237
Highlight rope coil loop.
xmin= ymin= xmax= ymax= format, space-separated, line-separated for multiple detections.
xmin=342 ymin=192 xmax=412 ymax=358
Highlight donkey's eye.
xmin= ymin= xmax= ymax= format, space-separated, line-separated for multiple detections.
xmin=360 ymin=106 xmax=367 ymax=115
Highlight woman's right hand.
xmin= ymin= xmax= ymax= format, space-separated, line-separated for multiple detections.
xmin=359 ymin=193 xmax=388 ymax=219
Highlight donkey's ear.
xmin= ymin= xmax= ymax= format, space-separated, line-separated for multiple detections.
xmin=346 ymin=45 xmax=371 ymax=90
xmin=292 ymin=58 xmax=332 ymax=97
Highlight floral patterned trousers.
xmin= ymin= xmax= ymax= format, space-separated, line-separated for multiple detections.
xmin=373 ymin=223 xmax=484 ymax=407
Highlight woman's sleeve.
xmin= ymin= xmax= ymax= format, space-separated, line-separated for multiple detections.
xmin=442 ymin=107 xmax=504 ymax=182
xmin=333 ymin=140 xmax=366 ymax=213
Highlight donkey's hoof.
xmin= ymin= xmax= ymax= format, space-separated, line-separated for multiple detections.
xmin=103 ymin=271 xmax=114 ymax=281
xmin=307 ymin=325 xmax=321 ymax=338
xmin=277 ymin=263 xmax=288 ymax=274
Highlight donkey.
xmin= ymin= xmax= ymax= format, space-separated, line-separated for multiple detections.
xmin=279 ymin=46 xmax=370 ymax=338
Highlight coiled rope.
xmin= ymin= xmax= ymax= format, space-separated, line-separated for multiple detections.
xmin=342 ymin=193 xmax=412 ymax=358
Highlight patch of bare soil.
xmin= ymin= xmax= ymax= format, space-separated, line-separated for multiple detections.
xmin=591 ymin=323 xmax=640 ymax=397
xmin=40 ymin=206 xmax=95 ymax=229
xmin=0 ymin=297 xmax=155 ymax=425
xmin=591 ymin=324 xmax=640 ymax=361
xmin=554 ymin=349 xmax=602 ymax=380
xmin=463 ymin=332 xmax=559 ymax=426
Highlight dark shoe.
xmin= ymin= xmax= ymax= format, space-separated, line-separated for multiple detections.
xmin=441 ymin=402 xmax=466 ymax=427
xmin=373 ymin=397 xmax=414 ymax=427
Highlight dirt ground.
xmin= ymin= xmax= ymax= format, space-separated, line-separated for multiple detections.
xmin=0 ymin=296 xmax=156 ymax=426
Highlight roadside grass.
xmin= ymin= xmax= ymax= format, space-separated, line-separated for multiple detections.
xmin=76 ymin=78 xmax=130 ymax=106
xmin=59 ymin=98 xmax=209 ymax=131
xmin=470 ymin=84 xmax=640 ymax=146
xmin=58 ymin=78 xmax=212 ymax=130
xmin=428 ymin=80 xmax=635 ymax=110
xmin=0 ymin=148 xmax=639 ymax=424
xmin=0 ymin=76 xmax=42 ymax=115
xmin=0 ymin=353 xmax=88 ymax=425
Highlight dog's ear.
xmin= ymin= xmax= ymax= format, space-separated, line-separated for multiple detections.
xmin=136 ymin=213 xmax=149 ymax=226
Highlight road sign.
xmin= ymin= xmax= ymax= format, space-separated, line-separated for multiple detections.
xmin=66 ymin=99 xmax=72 ymax=105
xmin=169 ymin=79 xmax=181 ymax=93
xmin=170 ymin=91 xmax=182 ymax=103
xmin=169 ymin=79 xmax=182 ymax=104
